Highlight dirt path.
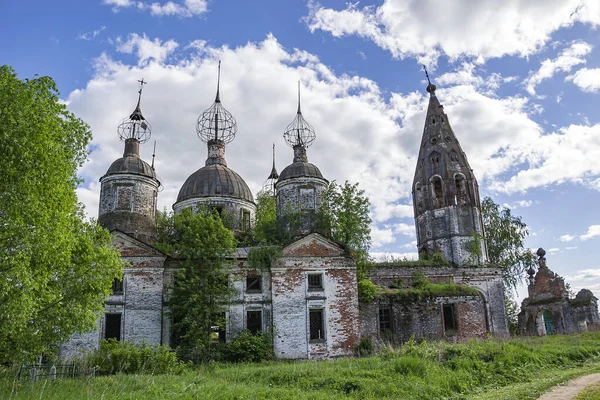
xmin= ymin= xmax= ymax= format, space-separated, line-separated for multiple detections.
xmin=538 ymin=373 xmax=600 ymax=399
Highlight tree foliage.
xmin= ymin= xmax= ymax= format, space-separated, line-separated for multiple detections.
xmin=317 ymin=181 xmax=372 ymax=276
xmin=156 ymin=208 xmax=235 ymax=363
xmin=0 ymin=66 xmax=123 ymax=363
xmin=481 ymin=196 xmax=536 ymax=291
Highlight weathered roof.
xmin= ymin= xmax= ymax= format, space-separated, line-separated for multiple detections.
xmin=177 ymin=164 xmax=254 ymax=203
xmin=104 ymin=155 xmax=156 ymax=180
xmin=278 ymin=161 xmax=325 ymax=182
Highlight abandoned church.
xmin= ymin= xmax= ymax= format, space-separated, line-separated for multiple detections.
xmin=59 ymin=67 xmax=599 ymax=360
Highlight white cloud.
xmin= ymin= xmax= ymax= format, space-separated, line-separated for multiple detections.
xmin=370 ymin=252 xmax=419 ymax=262
xmin=581 ymin=225 xmax=600 ymax=241
xmin=524 ymin=41 xmax=592 ymax=96
xmin=77 ymin=26 xmax=106 ymax=41
xmin=560 ymin=234 xmax=575 ymax=242
xmin=116 ymin=33 xmax=179 ymax=65
xmin=104 ymin=0 xmax=207 ymax=17
xmin=306 ymin=0 xmax=600 ymax=64
xmin=567 ymin=68 xmax=600 ymax=93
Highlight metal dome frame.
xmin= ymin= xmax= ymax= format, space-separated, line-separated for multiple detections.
xmin=196 ymin=61 xmax=237 ymax=144
xmin=283 ymin=81 xmax=315 ymax=148
xmin=117 ymin=79 xmax=151 ymax=144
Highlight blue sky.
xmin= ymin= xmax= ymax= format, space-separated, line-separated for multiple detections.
xmin=2 ymin=0 xmax=600 ymax=301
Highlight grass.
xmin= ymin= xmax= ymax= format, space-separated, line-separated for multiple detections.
xmin=5 ymin=333 xmax=600 ymax=399
xmin=577 ymin=383 xmax=600 ymax=400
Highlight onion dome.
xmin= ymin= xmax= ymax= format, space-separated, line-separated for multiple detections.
xmin=176 ymin=61 xmax=254 ymax=204
xmin=102 ymin=79 xmax=157 ymax=181
xmin=278 ymin=82 xmax=325 ymax=182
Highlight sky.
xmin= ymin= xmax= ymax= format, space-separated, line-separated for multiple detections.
xmin=2 ymin=0 xmax=600 ymax=302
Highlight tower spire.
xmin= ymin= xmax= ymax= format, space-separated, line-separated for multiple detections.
xmin=215 ymin=60 xmax=221 ymax=102
xmin=297 ymin=80 xmax=301 ymax=114
xmin=268 ymin=143 xmax=279 ymax=180
xmin=151 ymin=140 xmax=156 ymax=170
xmin=423 ymin=65 xmax=436 ymax=95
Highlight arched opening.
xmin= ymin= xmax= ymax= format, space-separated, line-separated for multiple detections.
xmin=415 ymin=182 xmax=424 ymax=213
xmin=536 ymin=310 xmax=554 ymax=335
xmin=431 ymin=176 xmax=444 ymax=208
xmin=454 ymin=174 xmax=469 ymax=206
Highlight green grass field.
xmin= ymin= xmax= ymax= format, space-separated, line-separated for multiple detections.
xmin=4 ymin=333 xmax=600 ymax=400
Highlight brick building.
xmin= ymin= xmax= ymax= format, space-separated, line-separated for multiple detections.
xmin=518 ymin=248 xmax=600 ymax=335
xmin=60 ymin=73 xmax=512 ymax=359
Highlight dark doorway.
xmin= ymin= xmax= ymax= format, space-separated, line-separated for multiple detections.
xmin=105 ymin=313 xmax=122 ymax=341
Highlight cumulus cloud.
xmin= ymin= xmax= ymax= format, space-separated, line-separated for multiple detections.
xmin=116 ymin=33 xmax=179 ymax=65
xmin=523 ymin=41 xmax=592 ymax=96
xmin=67 ymin=33 xmax=600 ymax=252
xmin=567 ymin=68 xmax=600 ymax=93
xmin=370 ymin=252 xmax=419 ymax=262
xmin=581 ymin=225 xmax=600 ymax=241
xmin=560 ymin=234 xmax=575 ymax=242
xmin=305 ymin=0 xmax=600 ymax=64
xmin=104 ymin=0 xmax=207 ymax=17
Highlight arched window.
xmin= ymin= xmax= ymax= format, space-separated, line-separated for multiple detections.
xmin=415 ymin=182 xmax=424 ymax=213
xmin=431 ymin=176 xmax=444 ymax=208
xmin=454 ymin=174 xmax=469 ymax=206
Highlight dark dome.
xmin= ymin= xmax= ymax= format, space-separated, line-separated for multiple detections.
xmin=177 ymin=164 xmax=254 ymax=203
xmin=103 ymin=155 xmax=156 ymax=180
xmin=278 ymin=162 xmax=325 ymax=182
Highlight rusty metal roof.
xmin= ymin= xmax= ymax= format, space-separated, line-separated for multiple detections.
xmin=278 ymin=161 xmax=325 ymax=182
xmin=103 ymin=155 xmax=157 ymax=180
xmin=177 ymin=164 xmax=254 ymax=203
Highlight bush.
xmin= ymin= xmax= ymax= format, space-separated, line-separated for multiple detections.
xmin=75 ymin=339 xmax=187 ymax=375
xmin=220 ymin=331 xmax=274 ymax=363
xmin=355 ymin=338 xmax=374 ymax=357
xmin=358 ymin=279 xmax=378 ymax=302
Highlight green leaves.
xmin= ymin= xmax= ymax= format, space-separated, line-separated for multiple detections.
xmin=0 ymin=66 xmax=122 ymax=363
xmin=157 ymin=208 xmax=235 ymax=363
xmin=481 ymin=196 xmax=537 ymax=291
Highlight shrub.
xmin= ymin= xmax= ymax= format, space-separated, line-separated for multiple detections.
xmin=75 ymin=339 xmax=187 ymax=375
xmin=357 ymin=279 xmax=378 ymax=302
xmin=220 ymin=331 xmax=274 ymax=363
xmin=355 ymin=338 xmax=374 ymax=357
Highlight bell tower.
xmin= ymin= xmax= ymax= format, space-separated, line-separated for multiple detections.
xmin=412 ymin=69 xmax=487 ymax=265
xmin=98 ymin=79 xmax=160 ymax=243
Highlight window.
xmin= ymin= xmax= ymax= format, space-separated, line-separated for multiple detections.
xmin=246 ymin=276 xmax=262 ymax=293
xmin=454 ymin=174 xmax=469 ymax=206
xmin=379 ymin=307 xmax=392 ymax=333
xmin=299 ymin=187 xmax=315 ymax=210
xmin=116 ymin=186 xmax=132 ymax=211
xmin=431 ymin=177 xmax=444 ymax=208
xmin=308 ymin=274 xmax=323 ymax=290
xmin=246 ymin=310 xmax=262 ymax=334
xmin=104 ymin=313 xmax=122 ymax=341
xmin=309 ymin=309 xmax=325 ymax=341
xmin=241 ymin=209 xmax=251 ymax=231
xmin=111 ymin=278 xmax=123 ymax=295
xmin=443 ymin=304 xmax=457 ymax=333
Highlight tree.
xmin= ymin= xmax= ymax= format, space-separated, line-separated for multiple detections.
xmin=481 ymin=196 xmax=537 ymax=292
xmin=156 ymin=208 xmax=235 ymax=363
xmin=252 ymin=189 xmax=278 ymax=245
xmin=317 ymin=181 xmax=372 ymax=279
xmin=0 ymin=66 xmax=123 ymax=363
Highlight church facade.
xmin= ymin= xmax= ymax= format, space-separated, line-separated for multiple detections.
xmin=59 ymin=70 xmax=512 ymax=360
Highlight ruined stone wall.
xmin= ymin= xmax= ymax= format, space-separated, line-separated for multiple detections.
xmin=226 ymin=261 xmax=273 ymax=340
xmin=415 ymin=205 xmax=486 ymax=266
xmin=360 ymin=295 xmax=487 ymax=345
xmin=173 ymin=196 xmax=256 ymax=232
xmin=368 ymin=265 xmax=508 ymax=337
xmin=270 ymin=254 xmax=359 ymax=359
xmin=99 ymin=174 xmax=159 ymax=242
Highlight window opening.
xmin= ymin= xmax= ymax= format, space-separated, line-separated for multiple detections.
xmin=443 ymin=304 xmax=457 ymax=333
xmin=246 ymin=276 xmax=262 ymax=293
xmin=432 ymin=177 xmax=444 ymax=208
xmin=308 ymin=274 xmax=323 ymax=290
xmin=455 ymin=175 xmax=469 ymax=206
xmin=111 ymin=278 xmax=123 ymax=295
xmin=104 ymin=313 xmax=122 ymax=341
xmin=241 ymin=209 xmax=251 ymax=230
xmin=246 ymin=310 xmax=262 ymax=334
xmin=379 ymin=307 xmax=392 ymax=333
xmin=309 ymin=309 xmax=325 ymax=341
